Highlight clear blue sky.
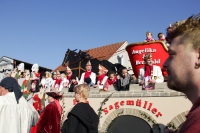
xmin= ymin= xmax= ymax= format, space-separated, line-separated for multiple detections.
xmin=0 ymin=0 xmax=199 ymax=69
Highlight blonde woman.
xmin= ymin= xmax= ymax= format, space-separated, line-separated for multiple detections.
xmin=61 ymin=84 xmax=99 ymax=133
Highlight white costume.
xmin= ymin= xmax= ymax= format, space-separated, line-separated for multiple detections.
xmin=45 ymin=77 xmax=54 ymax=92
xmin=79 ymin=60 xmax=96 ymax=84
xmin=79 ymin=72 xmax=96 ymax=84
xmin=53 ymin=70 xmax=63 ymax=91
xmin=138 ymin=65 xmax=164 ymax=84
xmin=18 ymin=63 xmax=25 ymax=72
xmin=0 ymin=92 xmax=39 ymax=133
xmin=97 ymin=64 xmax=108 ymax=89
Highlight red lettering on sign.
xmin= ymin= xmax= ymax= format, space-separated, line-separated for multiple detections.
xmin=143 ymin=101 xmax=148 ymax=109
xmin=120 ymin=101 xmax=124 ymax=106
xmin=147 ymin=103 xmax=153 ymax=111
xmin=103 ymin=108 xmax=108 ymax=115
xmin=151 ymin=108 xmax=157 ymax=114
xmin=115 ymin=102 xmax=119 ymax=109
xmin=73 ymin=99 xmax=77 ymax=105
xmin=73 ymin=99 xmax=162 ymax=118
xmin=126 ymin=100 xmax=134 ymax=105
xmin=156 ymin=112 xmax=162 ymax=117
xmin=136 ymin=99 xmax=141 ymax=107
xmin=109 ymin=105 xmax=114 ymax=110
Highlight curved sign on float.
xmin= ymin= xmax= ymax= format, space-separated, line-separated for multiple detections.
xmin=126 ymin=41 xmax=168 ymax=78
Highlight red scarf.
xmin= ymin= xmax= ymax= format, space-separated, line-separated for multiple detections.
xmin=98 ymin=74 xmax=106 ymax=85
xmin=67 ymin=75 xmax=71 ymax=81
xmin=107 ymin=77 xmax=116 ymax=85
xmin=84 ymin=71 xmax=92 ymax=79
xmin=54 ymin=79 xmax=62 ymax=87
xmin=144 ymin=65 xmax=153 ymax=77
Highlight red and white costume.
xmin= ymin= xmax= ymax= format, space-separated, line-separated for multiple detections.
xmin=53 ymin=71 xmax=62 ymax=91
xmin=79 ymin=60 xmax=96 ymax=84
xmin=97 ymin=64 xmax=108 ymax=89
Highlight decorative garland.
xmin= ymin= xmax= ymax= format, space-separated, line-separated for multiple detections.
xmin=60 ymin=92 xmax=66 ymax=128
xmin=165 ymin=122 xmax=177 ymax=131
xmin=97 ymin=93 xmax=113 ymax=118
xmin=139 ymin=111 xmax=162 ymax=133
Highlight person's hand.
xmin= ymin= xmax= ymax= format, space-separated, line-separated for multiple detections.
xmin=93 ymin=85 xmax=98 ymax=88
xmin=150 ymin=79 xmax=156 ymax=83
xmin=103 ymin=88 xmax=108 ymax=91
xmin=117 ymin=75 xmax=120 ymax=79
xmin=140 ymin=80 xmax=144 ymax=85
xmin=164 ymin=128 xmax=177 ymax=133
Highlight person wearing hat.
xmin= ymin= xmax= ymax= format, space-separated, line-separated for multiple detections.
xmin=44 ymin=71 xmax=54 ymax=92
xmin=15 ymin=63 xmax=25 ymax=79
xmin=94 ymin=64 xmax=108 ymax=89
xmin=53 ymin=70 xmax=63 ymax=91
xmin=79 ymin=60 xmax=96 ymax=86
xmin=138 ymin=52 xmax=164 ymax=90
xmin=61 ymin=84 xmax=99 ymax=133
xmin=36 ymin=92 xmax=63 ymax=133
xmin=65 ymin=66 xmax=78 ymax=92
xmin=30 ymin=63 xmax=40 ymax=92
xmin=0 ymin=77 xmax=39 ymax=133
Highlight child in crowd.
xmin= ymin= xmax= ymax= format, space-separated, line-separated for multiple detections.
xmin=116 ymin=67 xmax=132 ymax=91
xmin=61 ymin=84 xmax=99 ymax=133
xmin=103 ymin=71 xmax=117 ymax=91
xmin=144 ymin=31 xmax=155 ymax=42
xmin=157 ymin=32 xmax=170 ymax=47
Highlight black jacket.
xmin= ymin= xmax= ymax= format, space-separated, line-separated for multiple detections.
xmin=61 ymin=103 xmax=99 ymax=133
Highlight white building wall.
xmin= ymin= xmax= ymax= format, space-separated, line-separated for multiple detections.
xmin=108 ymin=41 xmax=133 ymax=74
xmin=0 ymin=56 xmax=14 ymax=81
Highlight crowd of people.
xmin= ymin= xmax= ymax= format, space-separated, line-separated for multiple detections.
xmin=0 ymin=77 xmax=98 ymax=133
xmin=0 ymin=12 xmax=200 ymax=133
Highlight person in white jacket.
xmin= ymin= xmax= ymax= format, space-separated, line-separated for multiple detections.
xmin=94 ymin=64 xmax=108 ymax=89
xmin=138 ymin=52 xmax=164 ymax=90
xmin=0 ymin=77 xmax=39 ymax=133
xmin=79 ymin=60 xmax=96 ymax=86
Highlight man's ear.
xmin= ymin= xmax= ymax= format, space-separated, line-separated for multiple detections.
xmin=198 ymin=48 xmax=200 ymax=60
xmin=194 ymin=48 xmax=200 ymax=69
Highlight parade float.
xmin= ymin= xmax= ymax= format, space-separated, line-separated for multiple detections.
xmin=61 ymin=41 xmax=192 ymax=133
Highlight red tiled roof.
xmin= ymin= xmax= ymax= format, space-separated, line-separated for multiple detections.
xmin=54 ymin=64 xmax=66 ymax=72
xmin=85 ymin=41 xmax=126 ymax=60
xmin=54 ymin=41 xmax=126 ymax=71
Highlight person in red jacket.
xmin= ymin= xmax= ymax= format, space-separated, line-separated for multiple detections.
xmin=36 ymin=92 xmax=63 ymax=133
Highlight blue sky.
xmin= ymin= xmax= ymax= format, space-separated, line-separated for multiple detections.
xmin=0 ymin=0 xmax=199 ymax=69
